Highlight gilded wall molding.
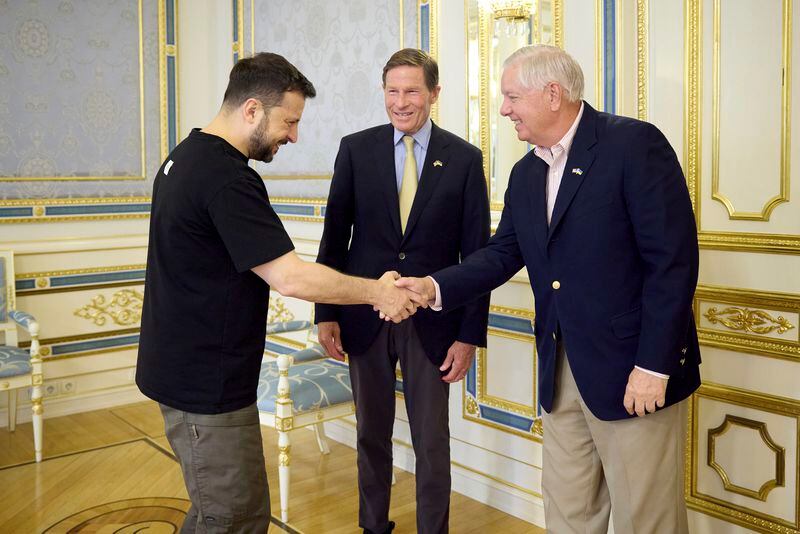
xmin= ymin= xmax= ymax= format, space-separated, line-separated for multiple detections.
xmin=74 ymin=289 xmax=144 ymax=327
xmin=694 ymin=285 xmax=800 ymax=362
xmin=16 ymin=264 xmax=146 ymax=294
xmin=636 ymin=0 xmax=648 ymax=120
xmin=463 ymin=305 xmax=542 ymax=441
xmin=710 ymin=0 xmax=791 ymax=222
xmin=707 ymin=414 xmax=785 ymax=502
xmin=268 ymin=297 xmax=295 ymax=324
xmin=683 ymin=0 xmax=799 ymax=254
xmin=158 ymin=0 xmax=179 ymax=159
xmin=687 ymin=382 xmax=800 ymax=533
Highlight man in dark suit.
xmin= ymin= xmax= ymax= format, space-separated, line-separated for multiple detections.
xmin=315 ymin=49 xmax=490 ymax=534
xmin=398 ymin=45 xmax=700 ymax=534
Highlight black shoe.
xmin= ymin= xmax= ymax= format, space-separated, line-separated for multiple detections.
xmin=364 ymin=521 xmax=395 ymax=534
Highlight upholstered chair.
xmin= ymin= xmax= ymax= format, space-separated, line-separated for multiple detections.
xmin=258 ymin=321 xmax=355 ymax=522
xmin=0 ymin=250 xmax=44 ymax=462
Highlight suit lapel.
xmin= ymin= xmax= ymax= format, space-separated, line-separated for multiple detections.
xmin=547 ymin=103 xmax=598 ymax=241
xmin=401 ymin=122 xmax=448 ymax=243
xmin=374 ymin=125 xmax=403 ymax=238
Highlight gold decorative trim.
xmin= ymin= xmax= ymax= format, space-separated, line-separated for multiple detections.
xmin=687 ymin=382 xmax=800 ymax=532
xmin=429 ymin=0 xmax=440 ymax=124
xmin=0 ymin=0 xmax=147 ymax=182
xmin=17 ymin=264 xmax=146 ymax=281
xmin=684 ymin=0 xmax=701 ymax=215
xmin=268 ymin=297 xmax=295 ymax=323
xmin=704 ymin=307 xmax=794 ymax=336
xmin=553 ymin=0 xmax=563 ymax=48
xmin=399 ymin=0 xmax=404 ymax=48
xmin=695 ymin=285 xmax=800 ymax=362
xmin=636 ymin=0 xmax=648 ymax=120
xmin=278 ymin=444 xmax=291 ymax=467
xmin=276 ymin=416 xmax=294 ymax=431
xmin=683 ymin=0 xmax=798 ymax=254
xmin=477 ymin=332 xmax=536 ymax=418
xmin=0 ymin=197 xmax=151 ymax=225
xmin=74 ymin=289 xmax=144 ymax=327
xmin=710 ymin=0 xmax=791 ymax=221
xmin=269 ymin=197 xmax=328 ymax=205
xmin=707 ymin=414 xmax=785 ymax=502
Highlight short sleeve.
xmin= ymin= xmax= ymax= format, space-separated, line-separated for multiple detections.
xmin=208 ymin=175 xmax=295 ymax=272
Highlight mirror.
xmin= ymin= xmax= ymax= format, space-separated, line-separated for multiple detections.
xmin=467 ymin=0 xmax=562 ymax=210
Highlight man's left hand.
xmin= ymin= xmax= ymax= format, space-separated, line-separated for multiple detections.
xmin=440 ymin=341 xmax=475 ymax=383
xmin=623 ymin=367 xmax=668 ymax=417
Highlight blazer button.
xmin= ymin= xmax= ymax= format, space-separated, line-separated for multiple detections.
xmin=551 ymin=280 xmax=561 ymax=290
xmin=398 ymin=252 xmax=406 ymax=260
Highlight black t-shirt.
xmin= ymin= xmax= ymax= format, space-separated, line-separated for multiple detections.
xmin=136 ymin=129 xmax=294 ymax=414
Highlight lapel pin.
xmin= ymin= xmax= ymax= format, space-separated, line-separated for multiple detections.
xmin=433 ymin=160 xmax=443 ymax=167
xmin=571 ymin=168 xmax=583 ymax=175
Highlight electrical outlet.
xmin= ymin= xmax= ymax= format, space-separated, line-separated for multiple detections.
xmin=62 ymin=380 xmax=76 ymax=394
xmin=43 ymin=381 xmax=60 ymax=397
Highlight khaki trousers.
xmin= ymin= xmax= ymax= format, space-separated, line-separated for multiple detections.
xmin=541 ymin=348 xmax=689 ymax=534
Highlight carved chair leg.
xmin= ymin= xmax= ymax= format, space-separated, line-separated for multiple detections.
xmin=7 ymin=390 xmax=17 ymax=431
xmin=278 ymin=430 xmax=291 ymax=523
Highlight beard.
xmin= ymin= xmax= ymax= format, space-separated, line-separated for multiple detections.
xmin=248 ymin=115 xmax=284 ymax=163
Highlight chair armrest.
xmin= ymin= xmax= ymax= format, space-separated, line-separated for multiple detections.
xmin=266 ymin=320 xmax=312 ymax=336
xmin=9 ymin=310 xmax=38 ymax=335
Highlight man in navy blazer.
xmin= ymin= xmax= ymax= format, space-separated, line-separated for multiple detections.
xmin=315 ymin=49 xmax=490 ymax=534
xmin=398 ymin=45 xmax=700 ymax=534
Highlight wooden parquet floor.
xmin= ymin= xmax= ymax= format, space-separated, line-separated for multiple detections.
xmin=0 ymin=401 xmax=543 ymax=533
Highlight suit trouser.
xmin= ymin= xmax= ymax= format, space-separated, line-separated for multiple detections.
xmin=541 ymin=346 xmax=689 ymax=534
xmin=348 ymin=319 xmax=451 ymax=534
xmin=160 ymin=402 xmax=271 ymax=534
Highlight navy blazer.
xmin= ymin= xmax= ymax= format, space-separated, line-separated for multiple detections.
xmin=316 ymin=123 xmax=491 ymax=365
xmin=434 ymin=104 xmax=701 ymax=420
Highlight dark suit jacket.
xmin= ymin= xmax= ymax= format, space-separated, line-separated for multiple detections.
xmin=315 ymin=123 xmax=491 ymax=365
xmin=434 ymin=103 xmax=701 ymax=420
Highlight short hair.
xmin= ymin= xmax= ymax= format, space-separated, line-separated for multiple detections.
xmin=503 ymin=45 xmax=584 ymax=103
xmin=382 ymin=48 xmax=439 ymax=91
xmin=222 ymin=52 xmax=316 ymax=110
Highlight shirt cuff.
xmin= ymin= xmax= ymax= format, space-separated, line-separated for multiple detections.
xmin=428 ymin=276 xmax=443 ymax=311
xmin=635 ymin=365 xmax=669 ymax=380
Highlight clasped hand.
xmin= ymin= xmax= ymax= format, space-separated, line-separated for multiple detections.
xmin=373 ymin=271 xmax=430 ymax=323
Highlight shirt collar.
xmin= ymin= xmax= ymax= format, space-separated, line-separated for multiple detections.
xmin=535 ymin=102 xmax=584 ymax=156
xmin=393 ymin=118 xmax=433 ymax=150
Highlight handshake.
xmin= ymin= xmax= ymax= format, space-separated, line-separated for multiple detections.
xmin=371 ymin=271 xmax=436 ymax=323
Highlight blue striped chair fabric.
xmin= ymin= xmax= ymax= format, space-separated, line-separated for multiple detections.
xmin=9 ymin=310 xmax=36 ymax=331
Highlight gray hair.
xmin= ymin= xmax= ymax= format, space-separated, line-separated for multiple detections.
xmin=503 ymin=45 xmax=584 ymax=103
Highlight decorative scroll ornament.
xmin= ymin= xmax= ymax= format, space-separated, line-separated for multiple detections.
xmin=268 ymin=297 xmax=295 ymax=324
xmin=465 ymin=395 xmax=479 ymax=415
xmin=74 ymin=289 xmax=144 ymax=326
xmin=531 ymin=417 xmax=543 ymax=436
xmin=704 ymin=306 xmax=795 ymax=335
xmin=279 ymin=445 xmax=291 ymax=467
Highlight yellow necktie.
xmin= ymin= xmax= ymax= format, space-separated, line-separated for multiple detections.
xmin=399 ymin=135 xmax=418 ymax=233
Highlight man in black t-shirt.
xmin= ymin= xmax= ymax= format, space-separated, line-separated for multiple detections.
xmin=137 ymin=53 xmax=426 ymax=534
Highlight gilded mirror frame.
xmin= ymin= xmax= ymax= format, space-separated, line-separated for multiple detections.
xmin=467 ymin=0 xmax=563 ymax=211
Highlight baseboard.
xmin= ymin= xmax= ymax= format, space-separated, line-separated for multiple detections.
xmin=323 ymin=420 xmax=545 ymax=527
xmin=0 ymin=385 xmax=148 ymax=427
